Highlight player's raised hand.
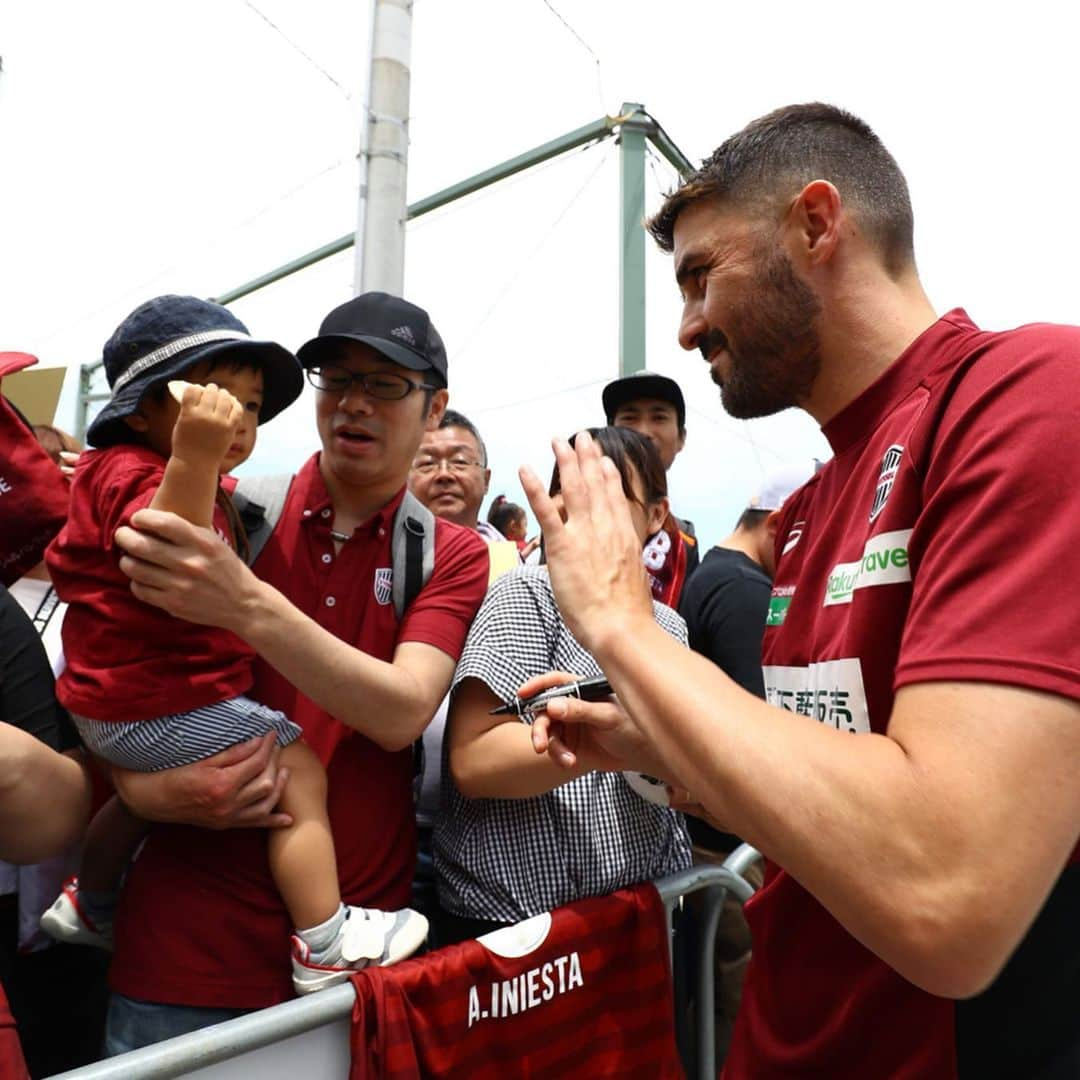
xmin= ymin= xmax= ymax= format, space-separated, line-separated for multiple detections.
xmin=169 ymin=381 xmax=243 ymax=470
xmin=519 ymin=432 xmax=653 ymax=654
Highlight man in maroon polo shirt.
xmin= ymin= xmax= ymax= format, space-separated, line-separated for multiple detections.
xmin=106 ymin=292 xmax=488 ymax=1052
xmin=519 ymin=104 xmax=1080 ymax=1078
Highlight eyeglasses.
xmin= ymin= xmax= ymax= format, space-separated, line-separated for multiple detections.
xmin=411 ymin=456 xmax=484 ymax=476
xmin=306 ymin=366 xmax=438 ymax=400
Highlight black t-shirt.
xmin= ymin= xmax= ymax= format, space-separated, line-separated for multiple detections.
xmin=0 ymin=585 xmax=78 ymax=752
xmin=678 ymin=546 xmax=771 ymax=851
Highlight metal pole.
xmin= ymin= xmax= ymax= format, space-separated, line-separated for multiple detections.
xmin=355 ymin=0 xmax=412 ymax=296
xmin=618 ymin=102 xmax=650 ymax=377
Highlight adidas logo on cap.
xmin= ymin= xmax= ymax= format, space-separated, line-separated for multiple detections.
xmin=390 ymin=325 xmax=416 ymax=346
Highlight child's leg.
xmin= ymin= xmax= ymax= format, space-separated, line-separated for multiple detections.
xmin=269 ymin=740 xmax=341 ymax=931
xmin=40 ymin=795 xmax=149 ymax=948
xmin=277 ymin=739 xmax=429 ymax=994
xmin=79 ymin=795 xmax=150 ymax=896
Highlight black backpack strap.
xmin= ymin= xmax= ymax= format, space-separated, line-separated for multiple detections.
xmin=231 ymin=474 xmax=294 ymax=567
xmin=391 ymin=490 xmax=436 ymax=620
xmin=390 ymin=490 xmax=437 ymax=785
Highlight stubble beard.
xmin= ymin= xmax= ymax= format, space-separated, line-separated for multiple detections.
xmin=713 ymin=245 xmax=823 ymax=420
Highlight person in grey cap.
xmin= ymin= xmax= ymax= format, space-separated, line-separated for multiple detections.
xmin=103 ymin=292 xmax=488 ymax=1052
xmin=602 ymin=369 xmax=699 ymax=606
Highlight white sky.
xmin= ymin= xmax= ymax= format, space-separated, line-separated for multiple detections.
xmin=2 ymin=1 xmax=1079 ymax=546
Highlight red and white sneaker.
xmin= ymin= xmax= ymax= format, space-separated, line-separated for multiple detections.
xmin=39 ymin=877 xmax=113 ymax=951
xmin=290 ymin=905 xmax=428 ymax=995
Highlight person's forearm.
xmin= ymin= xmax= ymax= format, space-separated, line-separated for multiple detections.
xmin=150 ymin=456 xmax=219 ymax=528
xmin=0 ymin=731 xmax=91 ymax=862
xmin=236 ymin=580 xmax=439 ymax=751
xmin=453 ymin=719 xmax=589 ymax=798
xmin=590 ymin=618 xmax=1074 ymax=998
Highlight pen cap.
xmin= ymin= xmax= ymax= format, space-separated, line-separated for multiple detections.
xmin=623 ymin=772 xmax=670 ymax=806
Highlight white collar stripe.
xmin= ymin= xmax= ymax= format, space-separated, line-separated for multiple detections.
xmin=112 ymin=330 xmax=252 ymax=393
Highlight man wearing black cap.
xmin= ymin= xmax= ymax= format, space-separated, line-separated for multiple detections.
xmin=106 ymin=293 xmax=488 ymax=1050
xmin=602 ymin=370 xmax=699 ymax=607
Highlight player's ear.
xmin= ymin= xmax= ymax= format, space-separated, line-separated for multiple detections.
xmin=123 ymin=411 xmax=149 ymax=433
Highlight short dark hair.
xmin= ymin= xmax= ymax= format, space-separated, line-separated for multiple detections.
xmin=487 ymin=494 xmax=525 ymax=534
xmin=549 ymin=426 xmax=668 ymax=506
xmin=440 ymin=408 xmax=487 ymax=467
xmin=647 ymin=103 xmax=915 ymax=276
xmin=143 ymin=350 xmax=267 ymax=407
xmin=735 ymin=507 xmax=771 ymax=532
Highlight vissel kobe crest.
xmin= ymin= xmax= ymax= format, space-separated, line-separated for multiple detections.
xmin=374 ymin=567 xmax=393 ymax=605
xmin=869 ymin=444 xmax=904 ymax=524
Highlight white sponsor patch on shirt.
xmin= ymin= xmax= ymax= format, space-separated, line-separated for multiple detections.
xmin=763 ymin=657 xmax=871 ymax=734
xmin=824 ymin=529 xmax=913 ymax=607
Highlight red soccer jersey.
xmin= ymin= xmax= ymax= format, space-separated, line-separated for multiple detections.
xmin=46 ymin=444 xmax=254 ymax=721
xmin=349 ymin=884 xmax=683 ymax=1079
xmin=726 ymin=311 xmax=1080 ymax=1078
xmin=109 ymin=456 xmax=489 ymax=1008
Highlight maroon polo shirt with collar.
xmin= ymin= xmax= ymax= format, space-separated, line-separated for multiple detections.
xmin=109 ymin=454 xmax=489 ymax=1008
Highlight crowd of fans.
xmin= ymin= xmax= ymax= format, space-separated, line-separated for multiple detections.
xmin=1 ymin=100 xmax=1077 ymax=1080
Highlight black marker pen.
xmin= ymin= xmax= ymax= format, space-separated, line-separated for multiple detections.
xmin=489 ymin=675 xmax=614 ymax=716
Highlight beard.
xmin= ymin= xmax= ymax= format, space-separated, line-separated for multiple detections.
xmin=703 ymin=243 xmax=823 ymax=419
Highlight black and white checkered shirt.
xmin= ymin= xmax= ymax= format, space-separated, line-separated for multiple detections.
xmin=433 ymin=566 xmax=692 ymax=923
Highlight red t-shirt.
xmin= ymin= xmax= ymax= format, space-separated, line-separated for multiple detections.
xmin=349 ymin=884 xmax=682 ymax=1079
xmin=45 ymin=444 xmax=254 ymax=721
xmin=109 ymin=455 xmax=489 ymax=1008
xmin=727 ymin=311 xmax=1080 ymax=1078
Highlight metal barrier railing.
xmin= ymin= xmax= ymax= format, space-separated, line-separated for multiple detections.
xmin=52 ymin=845 xmax=761 ymax=1080
xmin=654 ymin=846 xmax=760 ymax=1080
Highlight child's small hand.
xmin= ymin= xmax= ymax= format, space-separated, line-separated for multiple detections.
xmin=170 ymin=382 xmax=243 ymax=469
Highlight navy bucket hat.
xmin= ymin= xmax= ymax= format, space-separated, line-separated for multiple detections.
xmin=86 ymin=295 xmax=303 ymax=449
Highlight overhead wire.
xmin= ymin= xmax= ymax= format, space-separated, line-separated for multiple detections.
xmin=453 ymin=142 xmax=614 ymax=361
xmin=537 ymin=0 xmax=606 ymax=113
xmin=241 ymin=1 xmax=353 ymax=100
xmin=39 ymin=155 xmax=352 ymax=360
xmin=468 ymin=377 xmax=610 ymax=420
xmin=406 ymin=138 xmax=611 ymax=235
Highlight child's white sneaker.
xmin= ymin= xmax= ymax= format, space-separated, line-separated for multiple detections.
xmin=39 ymin=877 xmax=114 ymax=951
xmin=290 ymin=905 xmax=428 ymax=995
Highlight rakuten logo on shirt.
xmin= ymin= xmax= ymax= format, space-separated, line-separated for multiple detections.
xmin=825 ymin=529 xmax=913 ymax=606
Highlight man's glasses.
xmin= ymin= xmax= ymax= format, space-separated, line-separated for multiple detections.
xmin=412 ymin=456 xmax=484 ymax=476
xmin=306 ymin=366 xmax=437 ymax=400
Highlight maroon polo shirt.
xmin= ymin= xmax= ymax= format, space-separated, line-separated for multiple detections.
xmin=109 ymin=454 xmax=489 ymax=1008
xmin=46 ymin=444 xmax=254 ymax=721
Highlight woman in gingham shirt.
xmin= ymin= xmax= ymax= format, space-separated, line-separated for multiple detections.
xmin=432 ymin=427 xmax=691 ymax=944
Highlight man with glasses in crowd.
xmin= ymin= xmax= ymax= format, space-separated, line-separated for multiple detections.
xmin=410 ymin=410 xmax=497 ymax=539
xmin=106 ymin=293 xmax=488 ymax=1051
